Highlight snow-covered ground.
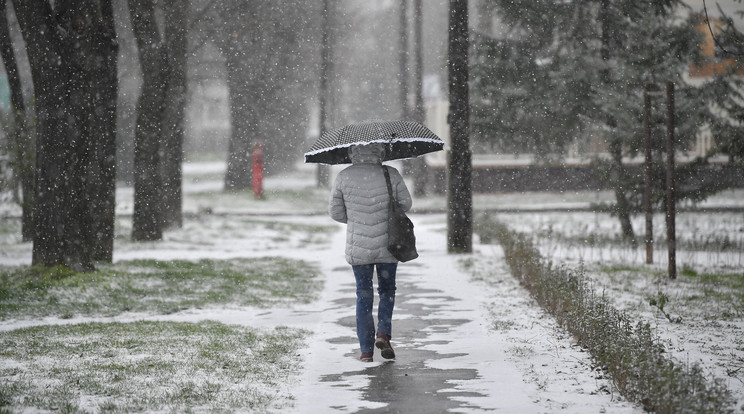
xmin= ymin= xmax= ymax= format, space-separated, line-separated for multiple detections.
xmin=494 ymin=206 xmax=744 ymax=412
xmin=1 ymin=160 xmax=742 ymax=412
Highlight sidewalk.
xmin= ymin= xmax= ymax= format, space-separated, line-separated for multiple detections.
xmin=288 ymin=215 xmax=642 ymax=413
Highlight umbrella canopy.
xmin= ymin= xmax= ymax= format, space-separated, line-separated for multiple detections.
xmin=304 ymin=119 xmax=444 ymax=164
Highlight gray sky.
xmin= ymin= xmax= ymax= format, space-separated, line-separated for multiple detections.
xmin=684 ymin=0 xmax=744 ymax=24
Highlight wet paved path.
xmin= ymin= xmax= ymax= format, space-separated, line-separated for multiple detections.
xmin=289 ymin=216 xmax=641 ymax=414
xmin=290 ymin=219 xmax=535 ymax=413
xmin=319 ymin=269 xmax=494 ymax=413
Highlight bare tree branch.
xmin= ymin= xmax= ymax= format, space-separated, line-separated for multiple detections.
xmin=703 ymin=0 xmax=744 ymax=56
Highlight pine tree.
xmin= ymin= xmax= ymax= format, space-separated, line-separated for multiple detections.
xmin=699 ymin=9 xmax=744 ymax=164
xmin=476 ymin=0 xmax=702 ymax=240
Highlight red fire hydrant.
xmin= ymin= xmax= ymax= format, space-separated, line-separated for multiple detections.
xmin=252 ymin=141 xmax=264 ymax=198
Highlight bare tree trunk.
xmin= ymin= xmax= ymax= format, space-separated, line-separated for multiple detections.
xmin=643 ymin=85 xmax=653 ymax=264
xmin=88 ymin=0 xmax=119 ymax=261
xmin=447 ymin=0 xmax=472 ymax=253
xmin=0 ymin=0 xmax=33 ymax=242
xmin=161 ymin=0 xmax=188 ymax=228
xmin=13 ymin=0 xmax=108 ymax=271
xmin=665 ymin=82 xmax=676 ymax=279
xmin=609 ymin=140 xmax=635 ymax=241
xmin=130 ymin=0 xmax=166 ymax=241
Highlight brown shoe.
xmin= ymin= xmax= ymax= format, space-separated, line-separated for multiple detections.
xmin=375 ymin=333 xmax=395 ymax=359
xmin=360 ymin=352 xmax=374 ymax=362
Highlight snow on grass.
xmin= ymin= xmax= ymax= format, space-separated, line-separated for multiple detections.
xmin=0 ymin=257 xmax=323 ymax=322
xmin=0 ymin=321 xmax=306 ymax=413
xmin=456 ymin=250 xmax=638 ymax=412
xmin=486 ymin=208 xmax=744 ymax=411
xmin=1 ymin=160 xmax=741 ymax=412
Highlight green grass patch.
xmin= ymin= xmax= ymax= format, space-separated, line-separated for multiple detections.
xmin=677 ymin=269 xmax=744 ymax=315
xmin=0 ymin=321 xmax=306 ymax=413
xmin=589 ymin=263 xmax=744 ymax=319
xmin=680 ymin=268 xmax=744 ymax=289
xmin=0 ymin=257 xmax=322 ymax=320
xmin=598 ymin=264 xmax=655 ymax=274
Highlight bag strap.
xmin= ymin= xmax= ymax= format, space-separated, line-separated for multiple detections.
xmin=382 ymin=165 xmax=395 ymax=206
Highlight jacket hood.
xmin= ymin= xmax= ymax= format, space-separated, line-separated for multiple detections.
xmin=349 ymin=143 xmax=385 ymax=164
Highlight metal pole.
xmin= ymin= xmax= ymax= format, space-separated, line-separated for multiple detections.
xmin=644 ymin=85 xmax=653 ymax=264
xmin=399 ymin=0 xmax=409 ymax=120
xmin=665 ymin=82 xmax=676 ymax=279
xmin=412 ymin=0 xmax=424 ymax=125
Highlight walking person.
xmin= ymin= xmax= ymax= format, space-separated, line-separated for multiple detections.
xmin=329 ymin=143 xmax=412 ymax=362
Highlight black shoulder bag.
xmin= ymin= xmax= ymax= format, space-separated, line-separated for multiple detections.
xmin=382 ymin=165 xmax=418 ymax=262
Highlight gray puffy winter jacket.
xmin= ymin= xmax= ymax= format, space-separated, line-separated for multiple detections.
xmin=329 ymin=143 xmax=413 ymax=265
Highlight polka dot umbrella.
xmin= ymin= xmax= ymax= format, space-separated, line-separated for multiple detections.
xmin=304 ymin=119 xmax=444 ymax=165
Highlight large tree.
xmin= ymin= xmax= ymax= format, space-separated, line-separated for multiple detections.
xmin=129 ymin=0 xmax=188 ymax=239
xmin=193 ymin=1 xmax=319 ymax=190
xmin=160 ymin=0 xmax=188 ymax=228
xmin=87 ymin=0 xmax=118 ymax=261
xmin=471 ymin=1 xmax=584 ymax=159
xmin=12 ymin=0 xmax=118 ymax=269
xmin=129 ymin=0 xmax=166 ymax=241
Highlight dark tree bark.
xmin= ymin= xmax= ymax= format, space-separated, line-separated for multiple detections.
xmin=12 ymin=1 xmax=68 ymax=267
xmin=129 ymin=0 xmax=166 ymax=241
xmin=0 ymin=0 xmax=33 ymax=242
xmin=447 ymin=0 xmax=472 ymax=253
xmin=608 ymin=140 xmax=635 ymax=240
xmin=88 ymin=0 xmax=119 ymax=261
xmin=161 ymin=0 xmax=188 ymax=228
xmin=13 ymin=0 xmax=116 ymax=270
xmin=665 ymin=82 xmax=676 ymax=279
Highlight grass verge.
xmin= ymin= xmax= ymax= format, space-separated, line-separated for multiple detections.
xmin=0 ymin=257 xmax=322 ymax=320
xmin=0 ymin=321 xmax=306 ymax=413
xmin=476 ymin=215 xmax=735 ymax=413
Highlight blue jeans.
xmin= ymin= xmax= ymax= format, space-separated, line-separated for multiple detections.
xmin=352 ymin=263 xmax=397 ymax=353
